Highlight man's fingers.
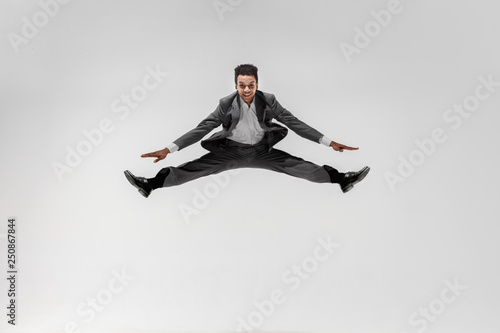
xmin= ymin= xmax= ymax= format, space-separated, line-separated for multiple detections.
xmin=331 ymin=142 xmax=359 ymax=151
xmin=337 ymin=144 xmax=358 ymax=150
xmin=141 ymin=149 xmax=167 ymax=163
xmin=330 ymin=143 xmax=359 ymax=152
xmin=141 ymin=151 xmax=161 ymax=158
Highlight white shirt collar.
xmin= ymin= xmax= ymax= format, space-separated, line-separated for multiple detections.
xmin=239 ymin=95 xmax=255 ymax=110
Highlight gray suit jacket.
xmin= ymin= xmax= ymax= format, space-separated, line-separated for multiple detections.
xmin=173 ymin=90 xmax=325 ymax=153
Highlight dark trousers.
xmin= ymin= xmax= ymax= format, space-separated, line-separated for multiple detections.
xmin=157 ymin=139 xmax=343 ymax=188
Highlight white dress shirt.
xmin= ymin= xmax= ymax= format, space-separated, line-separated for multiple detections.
xmin=226 ymin=97 xmax=265 ymax=144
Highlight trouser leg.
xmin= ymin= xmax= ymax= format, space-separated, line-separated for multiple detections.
xmin=148 ymin=144 xmax=344 ymax=189
xmin=250 ymin=147 xmax=344 ymax=183
xmin=154 ymin=147 xmax=249 ymax=188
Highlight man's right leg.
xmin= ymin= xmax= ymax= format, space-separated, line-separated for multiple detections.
xmin=125 ymin=150 xmax=242 ymax=197
xmin=151 ymin=151 xmax=243 ymax=189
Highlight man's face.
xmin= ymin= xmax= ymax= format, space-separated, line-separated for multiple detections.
xmin=235 ymin=75 xmax=258 ymax=105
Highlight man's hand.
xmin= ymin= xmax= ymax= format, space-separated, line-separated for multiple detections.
xmin=329 ymin=141 xmax=358 ymax=152
xmin=141 ymin=147 xmax=170 ymax=163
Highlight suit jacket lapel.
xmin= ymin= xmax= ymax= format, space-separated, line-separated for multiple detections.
xmin=227 ymin=92 xmax=241 ymax=132
xmin=255 ymin=90 xmax=266 ymax=124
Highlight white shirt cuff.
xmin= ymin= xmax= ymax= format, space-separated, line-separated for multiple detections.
xmin=167 ymin=143 xmax=179 ymax=153
xmin=320 ymin=136 xmax=332 ymax=147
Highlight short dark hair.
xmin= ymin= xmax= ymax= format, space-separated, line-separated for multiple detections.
xmin=234 ymin=64 xmax=258 ymax=84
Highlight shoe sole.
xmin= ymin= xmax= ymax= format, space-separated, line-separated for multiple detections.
xmin=124 ymin=170 xmax=150 ymax=198
xmin=342 ymin=166 xmax=370 ymax=193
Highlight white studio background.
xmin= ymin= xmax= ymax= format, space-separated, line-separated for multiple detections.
xmin=1 ymin=0 xmax=499 ymax=332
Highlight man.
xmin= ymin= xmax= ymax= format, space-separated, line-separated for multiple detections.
xmin=125 ymin=64 xmax=369 ymax=198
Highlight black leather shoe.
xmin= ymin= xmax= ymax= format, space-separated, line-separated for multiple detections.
xmin=124 ymin=170 xmax=152 ymax=198
xmin=340 ymin=166 xmax=370 ymax=193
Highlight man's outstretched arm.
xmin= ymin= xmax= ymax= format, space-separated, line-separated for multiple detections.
xmin=141 ymin=102 xmax=225 ymax=162
xmin=273 ymin=98 xmax=359 ymax=152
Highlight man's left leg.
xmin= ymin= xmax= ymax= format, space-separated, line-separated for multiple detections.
xmin=124 ymin=145 xmax=256 ymax=198
xmin=251 ymin=147 xmax=369 ymax=192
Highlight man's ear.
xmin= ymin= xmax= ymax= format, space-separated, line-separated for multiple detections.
xmin=235 ymin=83 xmax=238 ymax=90
xmin=256 ymin=82 xmax=259 ymax=90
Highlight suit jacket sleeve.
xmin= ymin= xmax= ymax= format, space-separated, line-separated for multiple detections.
xmin=272 ymin=97 xmax=324 ymax=143
xmin=172 ymin=103 xmax=224 ymax=151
